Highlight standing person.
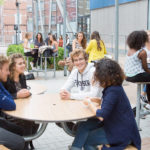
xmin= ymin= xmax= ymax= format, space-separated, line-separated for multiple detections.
xmin=72 ymin=32 xmax=87 ymax=51
xmin=45 ymin=32 xmax=51 ymax=45
xmin=0 ymin=55 xmax=25 ymax=150
xmin=71 ymin=59 xmax=141 ymax=150
xmin=124 ymin=30 xmax=150 ymax=110
xmin=58 ymin=35 xmax=63 ymax=47
xmin=86 ymin=31 xmax=107 ymax=63
xmin=2 ymin=53 xmax=39 ymax=149
xmin=66 ymin=34 xmax=72 ymax=54
xmin=34 ymin=32 xmax=45 ymax=68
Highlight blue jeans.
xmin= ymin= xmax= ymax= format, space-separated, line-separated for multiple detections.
xmin=71 ymin=118 xmax=108 ymax=150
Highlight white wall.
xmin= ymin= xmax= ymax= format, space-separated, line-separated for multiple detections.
xmin=91 ymin=0 xmax=148 ymax=48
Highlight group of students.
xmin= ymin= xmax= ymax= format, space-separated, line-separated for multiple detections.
xmin=2 ymin=29 xmax=150 ymax=150
xmin=23 ymin=32 xmax=58 ymax=70
xmin=0 ymin=54 xmax=39 ymax=150
xmin=58 ymin=31 xmax=107 ymax=72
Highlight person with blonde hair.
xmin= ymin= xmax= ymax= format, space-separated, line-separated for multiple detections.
xmin=3 ymin=53 xmax=30 ymax=99
xmin=0 ymin=55 xmax=25 ymax=150
xmin=3 ymin=53 xmax=39 ymax=150
xmin=23 ymin=32 xmax=37 ymax=70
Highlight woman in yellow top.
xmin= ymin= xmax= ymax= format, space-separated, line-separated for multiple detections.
xmin=86 ymin=31 xmax=107 ymax=62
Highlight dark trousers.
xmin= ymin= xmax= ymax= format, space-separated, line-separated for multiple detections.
xmin=25 ymin=51 xmax=38 ymax=67
xmin=126 ymin=72 xmax=150 ymax=102
xmin=0 ymin=118 xmax=25 ymax=150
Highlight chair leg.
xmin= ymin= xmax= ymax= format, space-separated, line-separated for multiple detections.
xmin=45 ymin=57 xmax=47 ymax=79
xmin=30 ymin=141 xmax=35 ymax=149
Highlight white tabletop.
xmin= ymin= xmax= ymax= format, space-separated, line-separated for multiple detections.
xmin=3 ymin=94 xmax=97 ymax=122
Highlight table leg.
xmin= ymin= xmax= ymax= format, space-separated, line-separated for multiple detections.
xmin=23 ymin=123 xmax=48 ymax=142
xmin=136 ymin=84 xmax=141 ymax=129
xmin=61 ymin=122 xmax=75 ymax=137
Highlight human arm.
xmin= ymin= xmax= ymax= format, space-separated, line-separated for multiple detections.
xmin=0 ymin=89 xmax=16 ymax=110
xmin=60 ymin=70 xmax=76 ymax=100
xmin=23 ymin=39 xmax=32 ymax=50
xmin=72 ymin=39 xmax=76 ymax=51
xmin=16 ymin=89 xmax=31 ymax=99
xmin=70 ymin=67 xmax=103 ymax=100
xmin=138 ymin=50 xmax=150 ymax=74
xmin=66 ymin=38 xmax=70 ymax=46
xmin=53 ymin=41 xmax=58 ymax=53
xmin=83 ymin=98 xmax=103 ymax=121
xmin=34 ymin=40 xmax=39 ymax=48
xmin=85 ymin=40 xmax=93 ymax=54
xmin=84 ymin=89 xmax=119 ymax=121
xmin=70 ymin=83 xmax=103 ymax=100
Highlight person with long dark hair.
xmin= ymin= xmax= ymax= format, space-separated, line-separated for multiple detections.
xmin=70 ymin=59 xmax=141 ymax=150
xmin=72 ymin=32 xmax=87 ymax=51
xmin=125 ymin=30 xmax=150 ymax=110
xmin=86 ymin=31 xmax=107 ymax=62
xmin=34 ymin=32 xmax=45 ymax=68
xmin=48 ymin=34 xmax=58 ymax=55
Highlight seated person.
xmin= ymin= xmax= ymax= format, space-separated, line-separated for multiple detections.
xmin=60 ymin=49 xmax=102 ymax=100
xmin=2 ymin=53 xmax=39 ymax=149
xmin=0 ymin=55 xmax=25 ymax=150
xmin=59 ymin=49 xmax=103 ymax=132
xmin=70 ymin=59 xmax=141 ymax=150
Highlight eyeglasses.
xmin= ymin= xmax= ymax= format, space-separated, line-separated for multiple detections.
xmin=73 ymin=58 xmax=85 ymax=63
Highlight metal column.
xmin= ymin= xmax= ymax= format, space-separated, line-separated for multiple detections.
xmin=63 ymin=0 xmax=67 ymax=76
xmin=147 ymin=0 xmax=150 ymax=29
xmin=114 ymin=0 xmax=119 ymax=62
xmin=32 ymin=0 xmax=35 ymax=41
xmin=35 ymin=0 xmax=39 ymax=34
xmin=16 ymin=0 xmax=20 ymax=44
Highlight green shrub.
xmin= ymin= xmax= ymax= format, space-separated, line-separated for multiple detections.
xmin=7 ymin=44 xmax=24 ymax=56
xmin=7 ymin=44 xmax=66 ymax=70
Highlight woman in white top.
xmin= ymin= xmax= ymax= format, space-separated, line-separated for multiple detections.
xmin=140 ymin=30 xmax=150 ymax=108
xmin=124 ymin=30 xmax=150 ymax=109
xmin=23 ymin=33 xmax=36 ymax=70
xmin=23 ymin=33 xmax=32 ymax=55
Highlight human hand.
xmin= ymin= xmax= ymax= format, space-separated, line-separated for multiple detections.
xmin=59 ymin=89 xmax=71 ymax=100
xmin=17 ymin=89 xmax=31 ymax=98
xmin=90 ymin=97 xmax=101 ymax=105
xmin=83 ymin=98 xmax=92 ymax=106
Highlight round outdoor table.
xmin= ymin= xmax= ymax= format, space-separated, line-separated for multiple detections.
xmin=3 ymin=94 xmax=97 ymax=141
xmin=27 ymin=82 xmax=47 ymax=95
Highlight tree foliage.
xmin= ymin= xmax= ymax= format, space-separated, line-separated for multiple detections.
xmin=0 ymin=0 xmax=4 ymax=5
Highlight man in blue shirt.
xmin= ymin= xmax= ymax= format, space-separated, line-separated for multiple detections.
xmin=0 ymin=55 xmax=25 ymax=150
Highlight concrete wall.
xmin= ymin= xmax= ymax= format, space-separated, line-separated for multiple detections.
xmin=91 ymin=0 xmax=148 ymax=50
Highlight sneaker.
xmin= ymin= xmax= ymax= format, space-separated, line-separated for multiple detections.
xmin=145 ymin=104 xmax=150 ymax=110
xmin=140 ymin=95 xmax=148 ymax=104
